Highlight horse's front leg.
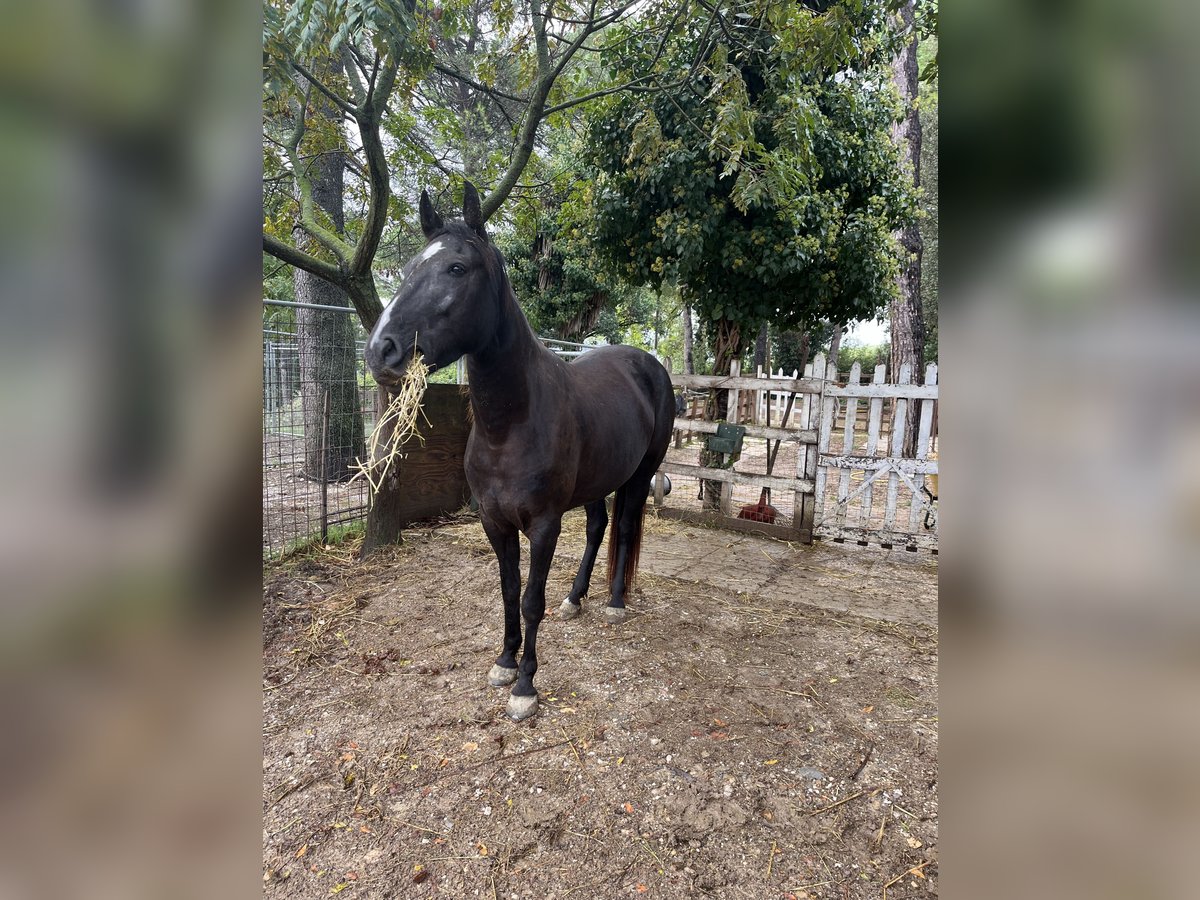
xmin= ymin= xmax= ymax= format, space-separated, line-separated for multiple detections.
xmin=481 ymin=516 xmax=521 ymax=687
xmin=509 ymin=517 xmax=562 ymax=720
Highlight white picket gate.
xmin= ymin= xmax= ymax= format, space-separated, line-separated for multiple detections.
xmin=659 ymin=353 xmax=938 ymax=551
xmin=814 ymin=360 xmax=938 ymax=550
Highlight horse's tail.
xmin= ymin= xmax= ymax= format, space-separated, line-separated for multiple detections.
xmin=606 ymin=487 xmax=644 ymax=597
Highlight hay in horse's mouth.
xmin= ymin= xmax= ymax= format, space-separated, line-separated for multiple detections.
xmin=352 ymin=353 xmax=431 ymax=499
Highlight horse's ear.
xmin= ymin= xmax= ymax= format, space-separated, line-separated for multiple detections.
xmin=419 ymin=189 xmax=443 ymax=239
xmin=462 ymin=180 xmax=486 ymax=236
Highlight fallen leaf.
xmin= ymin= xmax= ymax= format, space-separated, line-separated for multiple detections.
xmin=636 ymin=884 xmax=649 ymax=893
xmin=713 ymin=718 xmax=727 ymax=726
xmin=862 ymin=705 xmax=874 ymax=714
xmin=623 ymin=802 xmax=634 ymax=814
xmin=340 ymin=752 xmax=356 ymax=763
xmin=346 ymin=871 xmax=358 ymax=881
xmin=906 ymin=836 xmax=922 ymax=849
xmin=439 ymin=758 xmax=448 ymax=767
xmin=764 ymin=759 xmax=779 ymax=765
xmin=617 ymin=757 xmax=625 ymax=765
xmin=358 ymin=826 xmax=371 ymax=834
xmin=330 ymin=883 xmax=348 ymax=894
xmin=295 ymin=844 xmax=308 ymax=858
xmin=461 ymin=741 xmax=478 ymax=752
xmin=477 ymin=843 xmax=488 ymax=856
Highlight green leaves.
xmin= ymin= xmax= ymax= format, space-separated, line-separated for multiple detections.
xmin=581 ymin=0 xmax=911 ymax=340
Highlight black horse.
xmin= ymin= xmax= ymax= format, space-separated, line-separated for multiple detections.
xmin=364 ymin=183 xmax=675 ymax=720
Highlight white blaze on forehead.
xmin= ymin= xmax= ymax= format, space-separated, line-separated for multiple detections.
xmin=418 ymin=239 xmax=447 ymax=264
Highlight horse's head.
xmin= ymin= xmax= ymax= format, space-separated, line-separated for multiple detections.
xmin=365 ymin=181 xmax=500 ymax=386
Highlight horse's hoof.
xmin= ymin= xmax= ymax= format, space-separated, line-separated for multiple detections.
xmin=605 ymin=606 xmax=627 ymax=624
xmin=488 ymin=664 xmax=518 ymax=686
xmin=559 ymin=598 xmax=582 ymax=620
xmin=507 ymin=692 xmax=538 ymax=721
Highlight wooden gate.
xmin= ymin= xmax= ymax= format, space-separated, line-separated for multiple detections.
xmin=653 ymin=354 xmax=938 ymax=551
xmin=655 ymin=355 xmax=826 ymax=542
xmin=814 ymin=360 xmax=938 ymax=550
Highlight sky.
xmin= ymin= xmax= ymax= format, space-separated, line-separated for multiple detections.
xmin=844 ymin=317 xmax=889 ymax=345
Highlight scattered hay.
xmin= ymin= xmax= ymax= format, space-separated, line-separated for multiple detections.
xmin=352 ymin=353 xmax=431 ymax=498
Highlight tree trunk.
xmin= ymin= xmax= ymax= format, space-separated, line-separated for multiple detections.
xmin=681 ymin=303 xmax=695 ymax=375
xmin=752 ymin=322 xmax=769 ymax=372
xmin=294 ymin=70 xmax=365 ymax=483
xmin=360 ymin=387 xmax=405 ymax=553
xmin=828 ymin=323 xmax=843 ymax=372
xmin=889 ymin=0 xmax=925 ymax=458
xmin=700 ymin=318 xmax=742 ymax=510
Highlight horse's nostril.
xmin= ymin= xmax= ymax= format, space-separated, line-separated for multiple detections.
xmin=378 ymin=335 xmax=404 ymax=370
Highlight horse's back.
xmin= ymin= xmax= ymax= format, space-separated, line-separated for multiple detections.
xmin=569 ymin=345 xmax=673 ymax=431
xmin=565 ymin=346 xmax=674 ymax=502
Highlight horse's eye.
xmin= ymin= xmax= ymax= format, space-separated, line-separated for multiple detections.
xmin=448 ymin=263 xmax=466 ymax=276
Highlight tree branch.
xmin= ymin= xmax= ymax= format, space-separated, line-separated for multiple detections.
xmin=292 ymin=60 xmax=359 ymax=117
xmin=350 ymin=59 xmax=398 ymax=279
xmin=432 ymin=62 xmax=526 ymax=105
xmin=263 ymin=232 xmax=344 ymax=285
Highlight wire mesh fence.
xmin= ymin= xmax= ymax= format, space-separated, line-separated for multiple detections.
xmin=262 ymin=300 xmax=595 ymax=556
xmin=263 ymin=299 xmax=378 ymax=556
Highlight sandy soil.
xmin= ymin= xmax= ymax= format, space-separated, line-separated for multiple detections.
xmin=263 ymin=511 xmax=937 ymax=899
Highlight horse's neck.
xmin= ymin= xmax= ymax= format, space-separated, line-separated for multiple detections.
xmin=465 ymin=287 xmax=551 ymax=439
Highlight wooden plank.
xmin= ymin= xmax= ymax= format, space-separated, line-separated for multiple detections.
xmin=795 ymin=362 xmax=818 ymax=540
xmin=825 ymin=383 xmax=939 ymax=399
xmin=390 ymin=384 xmax=472 ymax=526
xmin=670 ymin=373 xmax=824 ymax=394
xmin=655 ymin=506 xmax=806 ymax=543
xmin=812 ymin=353 xmax=834 ymax=527
xmin=818 ymin=456 xmax=939 ymax=475
xmin=720 ymin=359 xmax=740 ymax=515
xmin=659 ymin=461 xmax=815 ymax=495
xmin=672 ymin=417 xmax=817 ymax=445
xmin=815 ymin=524 xmax=938 ymax=551
xmin=860 ymin=364 xmax=885 ymax=528
xmin=835 ymin=363 xmax=861 ymax=528
xmin=883 ymin=363 xmax=911 ymax=529
xmin=908 ymin=363 xmax=938 ymax=531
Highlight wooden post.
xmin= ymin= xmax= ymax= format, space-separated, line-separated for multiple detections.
xmin=656 ymin=360 xmax=669 ymax=507
xmin=793 ymin=359 xmax=819 ymax=542
xmin=320 ymin=389 xmax=330 ymax=543
xmin=720 ymin=359 xmax=740 ymax=516
xmin=835 ymin=363 xmax=862 ymax=528
xmin=908 ymin=362 xmax=938 ymax=531
xmin=883 ymin=362 xmax=912 ymax=533
xmin=860 ymin=364 xmax=886 ymax=528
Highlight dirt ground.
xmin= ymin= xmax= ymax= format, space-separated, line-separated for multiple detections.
xmin=263 ymin=511 xmax=938 ymax=899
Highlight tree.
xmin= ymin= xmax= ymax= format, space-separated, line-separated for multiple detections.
xmin=888 ymin=0 xmax=926 ymax=456
xmin=291 ymin=80 xmax=366 ymax=481
xmin=583 ymin=2 xmax=911 ymax=506
xmin=263 ymin=1 xmax=697 ymax=549
xmin=918 ymin=33 xmax=938 ymax=365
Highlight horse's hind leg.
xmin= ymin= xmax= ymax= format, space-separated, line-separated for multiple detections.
xmin=559 ymin=499 xmax=608 ymax=620
xmin=606 ymin=472 xmax=654 ymax=624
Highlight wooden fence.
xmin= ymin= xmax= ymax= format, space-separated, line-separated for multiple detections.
xmin=655 ymin=354 xmax=938 ymax=551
